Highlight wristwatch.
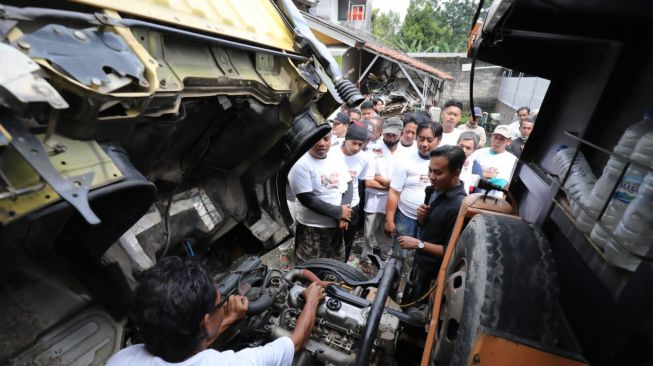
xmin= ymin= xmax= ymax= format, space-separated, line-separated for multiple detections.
xmin=418 ymin=240 xmax=425 ymax=249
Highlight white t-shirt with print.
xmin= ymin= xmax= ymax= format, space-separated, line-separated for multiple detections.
xmin=469 ymin=147 xmax=517 ymax=197
xmin=390 ymin=150 xmax=431 ymax=219
xmin=440 ymin=129 xmax=462 ymax=146
xmin=106 ymin=337 xmax=294 ymax=366
xmin=331 ymin=144 xmax=370 ymax=208
xmin=288 ymin=151 xmax=351 ymax=228
xmin=364 ymin=142 xmax=399 ymax=213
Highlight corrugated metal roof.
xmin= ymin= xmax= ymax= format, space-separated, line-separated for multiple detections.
xmin=302 ymin=12 xmax=452 ymax=80
xmin=364 ymin=43 xmax=453 ymax=80
xmin=72 ymin=0 xmax=296 ymax=52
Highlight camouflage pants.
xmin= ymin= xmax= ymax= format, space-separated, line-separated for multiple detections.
xmin=295 ymin=223 xmax=344 ymax=264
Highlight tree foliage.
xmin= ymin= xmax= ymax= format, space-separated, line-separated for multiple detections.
xmin=370 ymin=8 xmax=401 ymax=46
xmin=371 ymin=0 xmax=493 ymax=53
xmin=398 ymin=0 xmax=450 ymax=52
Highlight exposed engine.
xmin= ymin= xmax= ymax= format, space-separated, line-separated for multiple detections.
xmin=213 ymin=258 xmax=403 ymax=366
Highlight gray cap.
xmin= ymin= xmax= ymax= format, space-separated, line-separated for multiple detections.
xmin=473 ymin=106 xmax=483 ymax=117
xmin=383 ymin=117 xmax=403 ymax=135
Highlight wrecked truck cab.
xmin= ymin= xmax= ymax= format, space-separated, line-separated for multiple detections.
xmin=0 ymin=1 xmax=404 ymax=365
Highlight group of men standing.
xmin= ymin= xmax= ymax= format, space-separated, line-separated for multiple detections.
xmin=287 ymin=98 xmax=534 ymax=306
xmin=106 ymin=100 xmax=537 ymax=365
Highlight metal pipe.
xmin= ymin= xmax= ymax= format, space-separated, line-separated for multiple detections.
xmin=355 ymin=256 xmax=398 ymax=366
xmin=274 ymin=0 xmax=364 ymax=106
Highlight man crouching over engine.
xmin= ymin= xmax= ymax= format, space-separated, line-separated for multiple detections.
xmin=107 ymin=257 xmax=325 ymax=365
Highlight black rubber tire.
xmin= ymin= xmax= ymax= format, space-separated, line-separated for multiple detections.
xmin=295 ymin=258 xmax=367 ymax=284
xmin=432 ymin=214 xmax=560 ymax=366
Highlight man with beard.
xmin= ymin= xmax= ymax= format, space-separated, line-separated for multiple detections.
xmin=361 ymin=117 xmax=403 ymax=271
xmin=397 ymin=145 xmax=467 ymax=311
xmin=288 ymin=133 xmax=353 ymax=263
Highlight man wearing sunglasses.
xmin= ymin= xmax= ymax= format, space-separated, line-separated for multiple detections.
xmin=107 ymin=256 xmax=325 ymax=365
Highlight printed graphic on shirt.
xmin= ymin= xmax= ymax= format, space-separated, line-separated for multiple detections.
xmin=483 ymin=166 xmax=500 ymax=178
xmin=419 ymin=174 xmax=429 ymax=184
xmin=320 ymin=173 xmax=340 ymax=188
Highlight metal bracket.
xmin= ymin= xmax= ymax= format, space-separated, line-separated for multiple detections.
xmin=15 ymin=24 xmax=148 ymax=88
xmin=2 ymin=117 xmax=100 ymax=225
xmin=0 ymin=43 xmax=69 ymax=109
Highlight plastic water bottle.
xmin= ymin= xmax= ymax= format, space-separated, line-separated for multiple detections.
xmin=590 ymin=130 xmax=653 ymax=248
xmin=575 ymin=108 xmax=653 ymax=235
xmin=552 ymin=146 xmax=596 ymax=220
xmin=603 ymin=172 xmax=653 ymax=271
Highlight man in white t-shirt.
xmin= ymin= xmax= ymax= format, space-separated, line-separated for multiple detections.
xmin=469 ymin=125 xmax=518 ymax=197
xmin=331 ymin=122 xmax=370 ymax=261
xmin=397 ymin=112 xmax=430 ymax=153
xmin=384 ymin=122 xmax=443 ymax=243
xmin=106 ymin=257 xmax=325 ymax=366
xmin=360 ymin=100 xmax=377 ymax=121
xmin=362 ymin=117 xmax=403 ymax=267
xmin=508 ymin=106 xmax=530 ymax=140
xmin=330 ymin=112 xmax=349 ymax=146
xmin=439 ymin=99 xmax=463 ymax=146
xmin=289 ymin=133 xmax=353 ymax=262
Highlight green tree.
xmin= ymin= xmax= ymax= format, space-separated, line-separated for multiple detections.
xmin=434 ymin=0 xmax=493 ymax=52
xmin=398 ymin=0 xmax=450 ymax=53
xmin=371 ymin=8 xmax=402 ymax=46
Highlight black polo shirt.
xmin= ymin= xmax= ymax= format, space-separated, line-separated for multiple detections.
xmin=417 ymin=183 xmax=466 ymax=264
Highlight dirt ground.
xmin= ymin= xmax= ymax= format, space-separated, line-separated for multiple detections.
xmin=261 ymin=230 xmax=374 ymax=275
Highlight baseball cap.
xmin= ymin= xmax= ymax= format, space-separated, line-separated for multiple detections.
xmin=492 ymin=125 xmax=512 ymax=138
xmin=333 ymin=112 xmax=350 ymax=125
xmin=345 ymin=121 xmax=368 ymax=142
xmin=473 ymin=106 xmax=483 ymax=117
xmin=383 ymin=117 xmax=403 ymax=135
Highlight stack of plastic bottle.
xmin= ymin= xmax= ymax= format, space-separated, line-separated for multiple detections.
xmin=552 ymin=145 xmax=596 ymax=216
xmin=590 ymin=129 xmax=653 ymax=248
xmin=603 ymin=172 xmax=653 ymax=271
xmin=575 ymin=108 xmax=653 ymax=236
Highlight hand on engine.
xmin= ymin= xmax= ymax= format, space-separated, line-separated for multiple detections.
xmin=303 ymin=282 xmax=326 ymax=304
xmin=225 ymin=295 xmax=248 ymax=321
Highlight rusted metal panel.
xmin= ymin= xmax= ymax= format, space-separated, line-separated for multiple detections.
xmin=468 ymin=332 xmax=588 ymax=366
xmin=71 ymin=0 xmax=296 ymax=51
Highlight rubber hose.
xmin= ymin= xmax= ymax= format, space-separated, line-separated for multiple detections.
xmin=245 ymin=293 xmax=275 ymax=315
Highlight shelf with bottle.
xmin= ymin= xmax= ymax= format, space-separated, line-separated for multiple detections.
xmin=553 ymin=128 xmax=653 ymax=274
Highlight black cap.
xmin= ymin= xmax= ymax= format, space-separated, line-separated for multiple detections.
xmin=334 ymin=112 xmax=350 ymax=124
xmin=345 ymin=121 xmax=368 ymax=142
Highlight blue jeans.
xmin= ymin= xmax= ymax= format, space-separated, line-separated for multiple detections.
xmin=392 ymin=209 xmax=419 ymax=253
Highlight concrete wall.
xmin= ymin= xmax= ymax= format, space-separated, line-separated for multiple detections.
xmin=409 ymin=53 xmax=504 ymax=112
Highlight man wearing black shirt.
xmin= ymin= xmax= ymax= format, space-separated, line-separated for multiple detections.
xmin=397 ymin=145 xmax=467 ymax=306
